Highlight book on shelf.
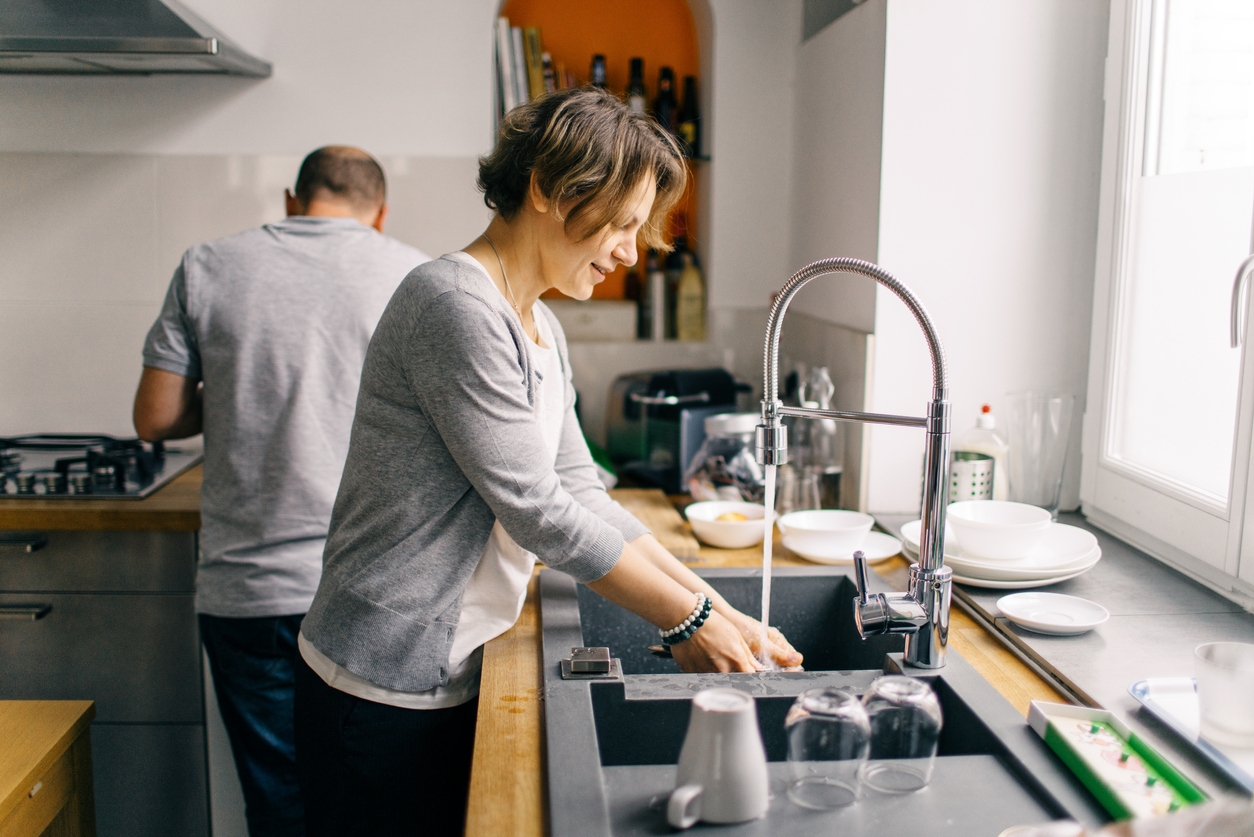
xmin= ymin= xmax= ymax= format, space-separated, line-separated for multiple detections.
xmin=523 ymin=27 xmax=545 ymax=101
xmin=494 ymin=17 xmax=517 ymax=115
xmin=510 ymin=26 xmax=529 ymax=107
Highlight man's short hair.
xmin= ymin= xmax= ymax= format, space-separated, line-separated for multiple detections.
xmin=477 ymin=87 xmax=686 ymax=251
xmin=294 ymin=147 xmax=386 ymax=211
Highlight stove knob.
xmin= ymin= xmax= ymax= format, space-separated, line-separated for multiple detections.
xmin=15 ymin=474 xmax=37 ymax=495
xmin=42 ymin=473 xmax=67 ymax=495
xmin=93 ymin=465 xmax=115 ymax=490
xmin=70 ymin=474 xmax=93 ymax=495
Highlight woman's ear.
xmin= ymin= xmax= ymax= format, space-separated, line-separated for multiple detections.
xmin=527 ymin=172 xmax=551 ymax=214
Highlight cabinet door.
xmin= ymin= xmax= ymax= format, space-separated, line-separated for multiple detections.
xmin=0 ymin=531 xmax=195 ymax=593
xmin=92 ymin=724 xmax=209 ymax=837
xmin=0 ymin=592 xmax=202 ymax=723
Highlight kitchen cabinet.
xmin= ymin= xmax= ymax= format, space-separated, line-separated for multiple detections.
xmin=0 ymin=700 xmax=96 ymax=837
xmin=0 ymin=476 xmax=208 ymax=837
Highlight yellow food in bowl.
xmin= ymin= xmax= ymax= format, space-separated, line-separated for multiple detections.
xmin=715 ymin=512 xmax=749 ymax=522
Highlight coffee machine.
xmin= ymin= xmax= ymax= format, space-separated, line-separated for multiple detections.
xmin=605 ymin=368 xmax=748 ymax=493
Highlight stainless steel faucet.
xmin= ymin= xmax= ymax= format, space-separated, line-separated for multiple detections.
xmin=755 ymin=257 xmax=953 ymax=669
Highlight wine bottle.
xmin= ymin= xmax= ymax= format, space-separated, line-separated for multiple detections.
xmin=626 ymin=57 xmax=647 ymax=115
xmin=590 ymin=54 xmax=607 ymax=88
xmin=678 ymin=75 xmax=700 ymax=157
xmin=653 ymin=66 xmax=677 ymax=133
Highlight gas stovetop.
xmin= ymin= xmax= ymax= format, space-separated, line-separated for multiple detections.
xmin=0 ymin=434 xmax=203 ymax=499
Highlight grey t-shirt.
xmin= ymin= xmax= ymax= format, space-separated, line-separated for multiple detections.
xmin=142 ymin=216 xmax=428 ymax=617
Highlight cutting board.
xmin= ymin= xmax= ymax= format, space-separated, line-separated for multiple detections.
xmin=609 ymin=488 xmax=700 ymax=559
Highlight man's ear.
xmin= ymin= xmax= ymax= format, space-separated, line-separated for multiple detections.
xmin=370 ymin=204 xmax=388 ymax=233
xmin=285 ymin=189 xmax=304 ymax=218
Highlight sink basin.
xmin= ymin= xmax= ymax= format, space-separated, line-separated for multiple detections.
xmin=540 ymin=566 xmax=1108 ymax=836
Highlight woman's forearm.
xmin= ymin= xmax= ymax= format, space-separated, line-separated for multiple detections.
xmin=627 ymin=533 xmax=746 ymax=623
xmin=585 ymin=540 xmax=706 ymax=629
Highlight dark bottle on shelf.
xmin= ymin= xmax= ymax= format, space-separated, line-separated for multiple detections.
xmin=590 ymin=54 xmax=607 ymax=88
xmin=663 ymin=212 xmax=690 ymax=339
xmin=626 ymin=57 xmax=647 ymax=115
xmin=653 ymin=66 xmax=677 ymax=133
xmin=678 ymin=75 xmax=701 ymax=157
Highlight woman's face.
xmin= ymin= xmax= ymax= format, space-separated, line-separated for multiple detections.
xmin=544 ymin=176 xmax=657 ymax=301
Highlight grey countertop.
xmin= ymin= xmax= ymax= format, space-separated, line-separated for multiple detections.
xmin=875 ymin=510 xmax=1254 ymax=797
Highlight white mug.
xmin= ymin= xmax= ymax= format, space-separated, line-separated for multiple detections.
xmin=667 ymin=688 xmax=770 ymax=829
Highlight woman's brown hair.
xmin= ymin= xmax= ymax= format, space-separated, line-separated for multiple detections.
xmin=477 ymin=86 xmax=687 ymax=250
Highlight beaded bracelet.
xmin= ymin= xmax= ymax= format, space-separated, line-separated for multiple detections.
xmin=660 ymin=593 xmax=713 ymax=646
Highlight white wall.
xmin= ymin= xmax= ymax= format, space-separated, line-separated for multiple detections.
xmin=0 ymin=0 xmax=499 ymax=156
xmin=867 ymin=0 xmax=1109 ymax=512
xmin=704 ymin=0 xmax=802 ymax=310
xmin=788 ymin=0 xmax=886 ymax=332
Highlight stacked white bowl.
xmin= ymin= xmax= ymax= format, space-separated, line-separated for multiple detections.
xmin=945 ymin=501 xmax=1052 ymax=560
xmin=776 ymin=510 xmax=874 ymax=554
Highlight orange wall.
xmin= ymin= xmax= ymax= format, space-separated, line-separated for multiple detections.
xmin=500 ymin=0 xmax=701 ymax=299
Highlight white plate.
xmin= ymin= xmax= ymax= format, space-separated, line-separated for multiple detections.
xmin=783 ymin=531 xmax=902 ymax=565
xmin=948 ymin=549 xmax=1101 ymax=582
xmin=900 ymin=520 xmax=1098 ymax=571
xmin=996 ymin=592 xmax=1110 ymax=635
xmin=951 ymin=567 xmax=1093 ymax=589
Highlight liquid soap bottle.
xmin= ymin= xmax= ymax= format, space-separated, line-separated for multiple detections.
xmin=956 ymin=404 xmax=1009 ymax=501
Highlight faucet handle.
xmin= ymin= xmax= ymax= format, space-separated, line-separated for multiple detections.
xmin=853 ymin=550 xmax=870 ymax=605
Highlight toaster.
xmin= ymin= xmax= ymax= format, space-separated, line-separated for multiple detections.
xmin=605 ymin=368 xmax=746 ymax=493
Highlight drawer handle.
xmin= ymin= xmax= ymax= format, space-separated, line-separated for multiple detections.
xmin=0 ymin=533 xmax=48 ymax=553
xmin=29 ymin=781 xmax=42 ymax=798
xmin=0 ymin=604 xmax=51 ymax=620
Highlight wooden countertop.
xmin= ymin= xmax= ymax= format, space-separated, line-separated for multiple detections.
xmin=0 ymin=701 xmax=95 ymax=827
xmin=0 ymin=465 xmax=202 ymax=532
xmin=464 ymin=491 xmax=1066 ymax=837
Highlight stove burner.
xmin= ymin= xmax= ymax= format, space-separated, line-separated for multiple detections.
xmin=0 ymin=434 xmax=187 ymax=499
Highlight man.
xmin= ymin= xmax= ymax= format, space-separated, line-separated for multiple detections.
xmin=134 ymin=146 xmax=428 ymax=837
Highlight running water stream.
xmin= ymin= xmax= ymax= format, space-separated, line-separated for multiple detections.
xmin=759 ymin=463 xmax=777 ymax=664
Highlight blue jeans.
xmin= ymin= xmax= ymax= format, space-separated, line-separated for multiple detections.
xmin=200 ymin=613 xmax=306 ymax=837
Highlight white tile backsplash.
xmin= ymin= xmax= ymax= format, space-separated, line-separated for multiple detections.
xmin=0 ymin=301 xmax=161 ymax=436
xmin=0 ymin=151 xmax=489 ymax=437
xmin=0 ymin=154 xmax=161 ymax=304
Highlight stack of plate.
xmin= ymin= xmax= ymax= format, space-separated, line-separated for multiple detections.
xmin=899 ymin=519 xmax=1101 ymax=589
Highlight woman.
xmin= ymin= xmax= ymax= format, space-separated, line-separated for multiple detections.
xmin=293 ymin=87 xmax=801 ymax=835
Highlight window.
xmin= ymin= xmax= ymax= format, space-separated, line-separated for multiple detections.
xmin=1083 ymin=0 xmax=1254 ymax=598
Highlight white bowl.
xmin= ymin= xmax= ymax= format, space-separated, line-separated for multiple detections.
xmin=776 ymin=510 xmax=874 ymax=555
xmin=945 ymin=500 xmax=1052 ymax=560
xmin=685 ymin=501 xmax=773 ymax=549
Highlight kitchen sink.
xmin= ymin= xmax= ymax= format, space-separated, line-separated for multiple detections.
xmin=540 ymin=566 xmax=1108 ymax=836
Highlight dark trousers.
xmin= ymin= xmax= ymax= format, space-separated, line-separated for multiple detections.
xmin=200 ymin=613 xmax=307 ymax=837
xmin=293 ymin=654 xmax=478 ymax=837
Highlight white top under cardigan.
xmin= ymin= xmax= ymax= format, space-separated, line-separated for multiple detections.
xmin=300 ymin=252 xmax=567 ymax=709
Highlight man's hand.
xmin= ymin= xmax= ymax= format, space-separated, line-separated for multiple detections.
xmin=133 ymin=366 xmax=203 ymax=441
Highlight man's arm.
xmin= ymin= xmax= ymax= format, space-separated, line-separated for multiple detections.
xmin=133 ymin=366 xmax=203 ymax=441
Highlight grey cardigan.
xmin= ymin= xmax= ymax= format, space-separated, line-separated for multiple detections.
xmin=301 ymin=256 xmax=648 ymax=691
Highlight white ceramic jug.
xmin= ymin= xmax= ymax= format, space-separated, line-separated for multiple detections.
xmin=667 ymin=688 xmax=770 ymax=829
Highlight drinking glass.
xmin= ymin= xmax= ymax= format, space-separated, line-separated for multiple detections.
xmin=785 ymin=688 xmax=871 ymax=810
xmin=859 ymin=675 xmax=943 ymax=793
xmin=1005 ymin=392 xmax=1076 ymax=519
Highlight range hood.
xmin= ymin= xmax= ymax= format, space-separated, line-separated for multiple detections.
xmin=0 ymin=0 xmax=271 ymax=76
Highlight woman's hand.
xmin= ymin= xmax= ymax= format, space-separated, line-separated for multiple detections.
xmin=669 ymin=611 xmax=763 ymax=673
xmin=726 ymin=613 xmax=804 ymax=670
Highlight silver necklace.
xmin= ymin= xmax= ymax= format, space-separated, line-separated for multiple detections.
xmin=482 ymin=233 xmax=535 ymax=342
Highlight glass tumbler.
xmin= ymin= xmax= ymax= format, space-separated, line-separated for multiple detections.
xmin=785 ymin=688 xmax=871 ymax=810
xmin=859 ymin=675 xmax=943 ymax=793
xmin=1004 ymin=392 xmax=1076 ymax=519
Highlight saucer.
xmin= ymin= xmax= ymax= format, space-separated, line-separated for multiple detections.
xmin=783 ymin=531 xmax=902 ymax=565
xmin=995 ymin=592 xmax=1110 ymax=635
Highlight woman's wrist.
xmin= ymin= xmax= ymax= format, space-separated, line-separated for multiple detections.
xmin=660 ymin=593 xmax=713 ymax=646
